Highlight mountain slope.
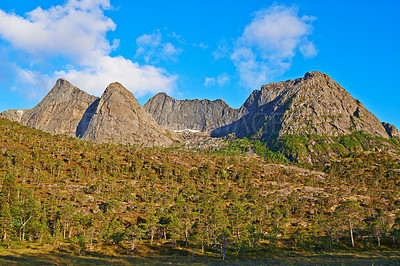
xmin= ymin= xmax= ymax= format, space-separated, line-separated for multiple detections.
xmin=144 ymin=92 xmax=239 ymax=132
xmin=0 ymin=79 xmax=98 ymax=137
xmin=213 ymin=71 xmax=390 ymax=139
xmin=82 ymin=82 xmax=175 ymax=147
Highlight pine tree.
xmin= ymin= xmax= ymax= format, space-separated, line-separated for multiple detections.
xmin=0 ymin=202 xmax=13 ymax=241
xmin=334 ymin=200 xmax=363 ymax=247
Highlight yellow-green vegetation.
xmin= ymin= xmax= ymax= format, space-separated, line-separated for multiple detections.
xmin=0 ymin=118 xmax=400 ymax=263
xmin=0 ymin=246 xmax=399 ymax=265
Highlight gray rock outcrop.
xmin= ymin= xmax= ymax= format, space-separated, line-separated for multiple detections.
xmin=382 ymin=122 xmax=400 ymax=138
xmin=82 ymin=82 xmax=174 ymax=147
xmin=144 ymin=92 xmax=239 ymax=132
xmin=0 ymin=79 xmax=98 ymax=137
xmin=1 ymin=71 xmax=396 ymax=147
xmin=213 ymin=71 xmax=390 ymax=139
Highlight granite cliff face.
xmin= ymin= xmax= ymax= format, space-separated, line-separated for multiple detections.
xmin=382 ymin=122 xmax=400 ymax=139
xmin=1 ymin=71 xmax=397 ymax=147
xmin=0 ymin=79 xmax=174 ymax=147
xmin=144 ymin=92 xmax=239 ymax=132
xmin=213 ymin=72 xmax=390 ymax=139
xmin=144 ymin=71 xmax=392 ymax=140
xmin=0 ymin=79 xmax=98 ymax=137
xmin=81 ymin=83 xmax=174 ymax=147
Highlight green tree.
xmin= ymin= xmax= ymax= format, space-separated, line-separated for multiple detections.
xmin=368 ymin=212 xmax=392 ymax=247
xmin=14 ymin=188 xmax=39 ymax=242
xmin=0 ymin=202 xmax=13 ymax=242
xmin=174 ymin=196 xmax=196 ymax=245
xmin=227 ymin=203 xmax=249 ymax=254
xmin=125 ymin=224 xmax=144 ymax=251
xmin=334 ymin=200 xmax=363 ymax=247
xmin=145 ymin=213 xmax=158 ymax=245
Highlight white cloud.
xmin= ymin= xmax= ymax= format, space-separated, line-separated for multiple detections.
xmin=193 ymin=42 xmax=208 ymax=49
xmin=204 ymin=73 xmax=230 ymax=87
xmin=217 ymin=73 xmax=230 ymax=86
xmin=14 ymin=67 xmax=53 ymax=100
xmin=56 ymin=55 xmax=177 ymax=96
xmin=0 ymin=0 xmax=177 ymax=98
xmin=0 ymin=0 xmax=115 ymax=60
xmin=135 ymin=30 xmax=182 ymax=63
xmin=204 ymin=77 xmax=216 ymax=87
xmin=299 ymin=41 xmax=318 ymax=58
xmin=169 ymin=32 xmax=186 ymax=45
xmin=212 ymin=39 xmax=231 ymax=60
xmin=231 ymin=5 xmax=317 ymax=89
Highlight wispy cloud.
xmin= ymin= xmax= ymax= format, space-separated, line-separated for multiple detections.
xmin=204 ymin=73 xmax=230 ymax=87
xmin=169 ymin=32 xmax=186 ymax=45
xmin=227 ymin=5 xmax=317 ymax=89
xmin=193 ymin=42 xmax=208 ymax=49
xmin=135 ymin=30 xmax=182 ymax=63
xmin=212 ymin=39 xmax=231 ymax=60
xmin=14 ymin=67 xmax=53 ymax=99
xmin=0 ymin=0 xmax=177 ymax=97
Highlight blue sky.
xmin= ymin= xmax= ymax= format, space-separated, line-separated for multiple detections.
xmin=0 ymin=0 xmax=399 ymax=127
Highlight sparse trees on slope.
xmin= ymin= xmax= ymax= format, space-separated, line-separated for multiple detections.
xmin=334 ymin=200 xmax=363 ymax=247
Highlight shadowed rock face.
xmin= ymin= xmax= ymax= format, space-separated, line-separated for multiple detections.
xmin=144 ymin=71 xmax=391 ymax=140
xmin=1 ymin=71 xmax=396 ymax=146
xmin=0 ymin=80 xmax=174 ymax=147
xmin=0 ymin=79 xmax=98 ymax=137
xmin=81 ymin=82 xmax=174 ymax=147
xmin=213 ymin=71 xmax=390 ymax=139
xmin=144 ymin=93 xmax=240 ymax=132
xmin=76 ymin=99 xmax=100 ymax=138
xmin=382 ymin=122 xmax=400 ymax=138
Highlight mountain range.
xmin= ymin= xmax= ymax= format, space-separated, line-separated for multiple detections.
xmin=1 ymin=71 xmax=399 ymax=147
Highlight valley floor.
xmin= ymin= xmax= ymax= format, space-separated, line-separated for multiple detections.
xmin=0 ymin=247 xmax=399 ymax=265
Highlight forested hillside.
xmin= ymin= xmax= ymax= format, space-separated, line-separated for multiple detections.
xmin=0 ymin=117 xmax=400 ymax=259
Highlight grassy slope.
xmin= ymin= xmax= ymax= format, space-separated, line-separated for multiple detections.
xmin=0 ymin=118 xmax=400 ymax=263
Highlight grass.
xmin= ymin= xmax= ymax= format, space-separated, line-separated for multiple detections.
xmin=0 ymin=246 xmax=399 ymax=265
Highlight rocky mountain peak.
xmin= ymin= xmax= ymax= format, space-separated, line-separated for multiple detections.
xmin=42 ymin=78 xmax=92 ymax=104
xmin=55 ymin=77 xmax=72 ymax=88
xmin=213 ymin=71 xmax=391 ymax=140
xmin=144 ymin=92 xmax=240 ymax=132
xmin=1 ymin=71 xmax=398 ymax=147
xmin=0 ymin=79 xmax=98 ymax=137
xmin=82 ymin=82 xmax=174 ymax=147
xmin=303 ymin=71 xmax=329 ymax=80
xmin=103 ymin=82 xmax=133 ymax=96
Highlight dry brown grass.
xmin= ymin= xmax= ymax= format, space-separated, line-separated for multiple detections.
xmin=1 ymin=245 xmax=399 ymax=265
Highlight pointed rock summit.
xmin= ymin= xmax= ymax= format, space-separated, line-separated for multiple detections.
xmin=1 ymin=71 xmax=397 ymax=147
xmin=144 ymin=71 xmax=393 ymax=141
xmin=213 ymin=71 xmax=390 ymax=139
xmin=1 ymin=78 xmax=98 ymax=136
xmin=81 ymin=82 xmax=174 ymax=147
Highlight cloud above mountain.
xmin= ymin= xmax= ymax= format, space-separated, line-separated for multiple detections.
xmin=0 ymin=0 xmax=177 ymax=97
xmin=135 ymin=30 xmax=182 ymax=64
xmin=227 ymin=5 xmax=317 ymax=89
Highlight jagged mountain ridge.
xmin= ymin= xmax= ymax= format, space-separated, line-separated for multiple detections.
xmin=144 ymin=92 xmax=239 ymax=132
xmin=212 ymin=71 xmax=391 ymax=139
xmin=0 ymin=79 xmax=174 ymax=147
xmin=0 ymin=79 xmax=98 ymax=137
xmin=147 ymin=71 xmax=396 ymax=140
xmin=1 ymin=71 xmax=398 ymax=147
